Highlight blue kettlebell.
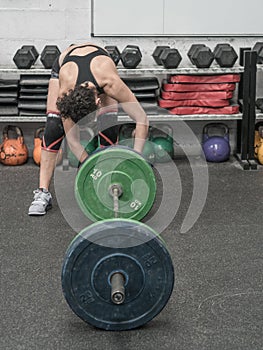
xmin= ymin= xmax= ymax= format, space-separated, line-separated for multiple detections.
xmin=202 ymin=123 xmax=230 ymax=162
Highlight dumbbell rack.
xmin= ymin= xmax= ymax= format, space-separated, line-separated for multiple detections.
xmin=0 ymin=62 xmax=261 ymax=170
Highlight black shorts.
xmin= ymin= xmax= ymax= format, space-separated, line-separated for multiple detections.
xmin=97 ymin=113 xmax=119 ymax=146
xmin=41 ymin=115 xmax=65 ymax=152
xmin=42 ymin=112 xmax=119 ymax=151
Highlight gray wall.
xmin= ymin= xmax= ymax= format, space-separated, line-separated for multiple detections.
xmin=0 ymin=0 xmax=262 ymax=157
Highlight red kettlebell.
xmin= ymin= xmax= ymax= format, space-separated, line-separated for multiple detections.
xmin=0 ymin=125 xmax=28 ymax=165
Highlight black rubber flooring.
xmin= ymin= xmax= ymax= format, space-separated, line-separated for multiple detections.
xmin=1 ymin=157 xmax=263 ymax=350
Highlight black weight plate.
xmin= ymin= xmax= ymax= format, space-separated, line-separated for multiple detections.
xmin=0 ymin=106 xmax=18 ymax=115
xmin=122 ymin=77 xmax=159 ymax=91
xmin=61 ymin=219 xmax=174 ymax=331
xmin=134 ymin=91 xmax=157 ymax=99
xmin=19 ymin=75 xmax=50 ymax=86
xmin=18 ymin=101 xmax=47 ymax=110
xmin=0 ymin=79 xmax=19 ymax=89
xmin=18 ymin=110 xmax=45 ymax=116
xmin=19 ymin=94 xmax=47 ymax=100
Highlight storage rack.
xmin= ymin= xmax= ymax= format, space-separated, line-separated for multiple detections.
xmin=0 ymin=57 xmax=261 ymax=170
xmin=0 ymin=65 xmax=244 ymax=124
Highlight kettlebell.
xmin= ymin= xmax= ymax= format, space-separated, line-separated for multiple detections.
xmin=202 ymin=123 xmax=230 ymax=162
xmin=33 ymin=127 xmax=63 ymax=166
xmin=119 ymin=123 xmax=135 ymax=142
xmin=0 ymin=125 xmax=28 ymax=165
xmin=118 ymin=124 xmax=135 ymax=150
xmin=68 ymin=127 xmax=98 ymax=167
xmin=33 ymin=127 xmax=45 ymax=165
xmin=150 ymin=124 xmax=174 ymax=163
xmin=254 ymin=122 xmax=263 ymax=164
xmin=118 ymin=123 xmax=155 ymax=164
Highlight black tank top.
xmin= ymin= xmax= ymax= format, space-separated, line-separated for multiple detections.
xmin=61 ymin=44 xmax=110 ymax=94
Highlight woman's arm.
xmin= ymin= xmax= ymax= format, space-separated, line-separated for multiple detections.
xmin=92 ymin=57 xmax=149 ymax=153
xmin=62 ymin=117 xmax=88 ymax=163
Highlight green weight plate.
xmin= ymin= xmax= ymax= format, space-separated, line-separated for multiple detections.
xmin=75 ymin=146 xmax=156 ymax=221
xmin=61 ymin=219 xmax=174 ymax=331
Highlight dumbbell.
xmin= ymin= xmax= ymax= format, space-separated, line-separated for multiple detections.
xmin=105 ymin=45 xmax=121 ymax=65
xmin=40 ymin=45 xmax=61 ymax=69
xmin=187 ymin=44 xmax=214 ymax=68
xmin=120 ymin=45 xmax=142 ymax=68
xmin=61 ymin=146 xmax=174 ymax=331
xmin=252 ymin=42 xmax=263 ymax=64
xmin=13 ymin=45 xmax=39 ymax=69
xmin=152 ymin=46 xmax=182 ymax=68
xmin=152 ymin=46 xmax=170 ymax=65
xmin=213 ymin=43 xmax=238 ymax=67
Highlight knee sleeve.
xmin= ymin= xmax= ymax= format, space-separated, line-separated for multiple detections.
xmin=42 ymin=114 xmax=65 ymax=152
xmin=97 ymin=112 xmax=119 ymax=146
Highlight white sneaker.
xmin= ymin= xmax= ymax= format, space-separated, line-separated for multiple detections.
xmin=28 ymin=189 xmax=52 ymax=216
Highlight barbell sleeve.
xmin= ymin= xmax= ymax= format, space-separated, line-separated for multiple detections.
xmin=110 ymin=272 xmax=125 ymax=305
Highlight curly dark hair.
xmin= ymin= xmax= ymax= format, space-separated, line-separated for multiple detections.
xmin=56 ymin=84 xmax=98 ymax=123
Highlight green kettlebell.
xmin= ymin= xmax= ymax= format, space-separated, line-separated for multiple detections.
xmin=119 ymin=123 xmax=155 ymax=163
xmin=119 ymin=123 xmax=135 ymax=142
xmin=150 ymin=124 xmax=174 ymax=163
xmin=68 ymin=137 xmax=98 ymax=167
xmin=118 ymin=124 xmax=134 ymax=149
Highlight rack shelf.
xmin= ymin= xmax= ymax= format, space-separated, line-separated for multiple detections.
xmin=0 ymin=114 xmax=243 ymax=123
xmin=0 ymin=116 xmax=46 ymax=123
xmin=0 ymin=65 xmax=245 ymax=76
xmin=118 ymin=114 xmax=242 ymax=122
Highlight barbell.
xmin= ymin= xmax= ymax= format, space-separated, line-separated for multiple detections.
xmin=61 ymin=145 xmax=174 ymax=331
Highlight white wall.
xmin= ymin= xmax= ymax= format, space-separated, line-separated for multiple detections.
xmin=0 ymin=0 xmax=262 ymax=68
xmin=93 ymin=0 xmax=263 ymax=36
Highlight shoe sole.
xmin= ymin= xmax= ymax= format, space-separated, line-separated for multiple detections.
xmin=28 ymin=203 xmax=52 ymax=216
